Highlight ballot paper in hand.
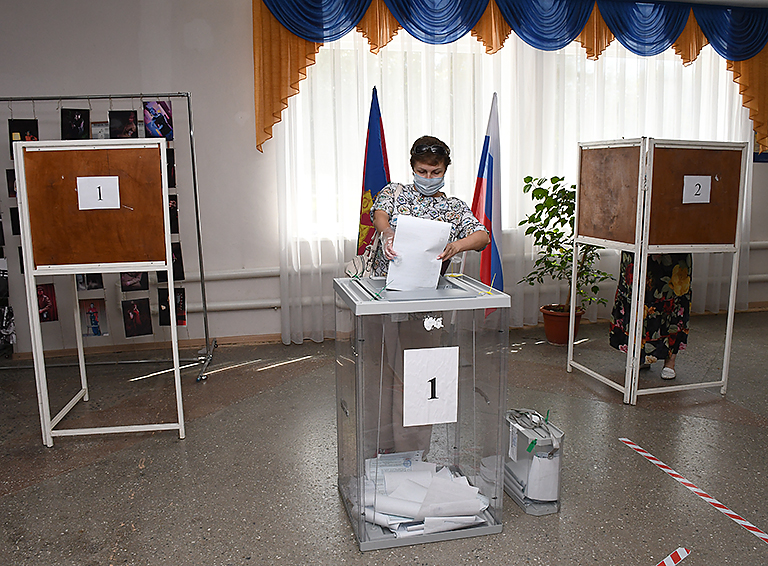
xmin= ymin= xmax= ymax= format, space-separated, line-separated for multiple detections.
xmin=386 ymin=215 xmax=451 ymax=291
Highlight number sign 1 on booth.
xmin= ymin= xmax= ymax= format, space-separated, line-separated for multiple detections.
xmin=682 ymin=175 xmax=711 ymax=204
xmin=76 ymin=176 xmax=121 ymax=210
xmin=402 ymin=346 xmax=459 ymax=427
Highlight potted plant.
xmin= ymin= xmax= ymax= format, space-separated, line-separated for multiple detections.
xmin=518 ymin=176 xmax=614 ymax=344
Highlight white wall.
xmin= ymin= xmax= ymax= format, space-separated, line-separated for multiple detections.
xmin=0 ymin=0 xmax=283 ymax=352
xmin=749 ymin=161 xmax=768 ymax=306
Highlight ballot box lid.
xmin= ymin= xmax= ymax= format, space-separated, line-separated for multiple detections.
xmin=333 ymin=274 xmax=510 ymax=315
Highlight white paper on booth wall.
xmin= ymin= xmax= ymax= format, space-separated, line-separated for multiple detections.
xmin=76 ymin=176 xmax=121 ymax=210
xmin=386 ymin=215 xmax=451 ymax=291
xmin=402 ymin=346 xmax=459 ymax=427
xmin=682 ymin=175 xmax=712 ymax=204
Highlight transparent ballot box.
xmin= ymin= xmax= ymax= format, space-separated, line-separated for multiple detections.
xmin=333 ymin=275 xmax=510 ymax=551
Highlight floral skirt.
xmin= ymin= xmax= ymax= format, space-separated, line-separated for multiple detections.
xmin=609 ymin=252 xmax=692 ymax=363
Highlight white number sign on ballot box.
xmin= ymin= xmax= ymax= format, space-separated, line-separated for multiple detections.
xmin=333 ymin=275 xmax=510 ymax=551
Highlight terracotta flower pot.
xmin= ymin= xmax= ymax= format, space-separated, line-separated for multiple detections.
xmin=540 ymin=304 xmax=584 ymax=345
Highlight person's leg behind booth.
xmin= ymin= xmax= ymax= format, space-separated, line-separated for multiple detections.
xmin=609 ymin=252 xmax=692 ymax=380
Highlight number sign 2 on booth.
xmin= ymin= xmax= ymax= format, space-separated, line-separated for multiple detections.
xmin=402 ymin=346 xmax=459 ymax=427
xmin=682 ymin=175 xmax=712 ymax=204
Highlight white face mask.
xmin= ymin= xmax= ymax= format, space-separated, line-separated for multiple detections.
xmin=413 ymin=173 xmax=445 ymax=196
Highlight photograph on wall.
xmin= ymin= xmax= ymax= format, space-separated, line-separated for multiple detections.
xmin=120 ymin=271 xmax=149 ymax=292
xmin=158 ymin=287 xmax=186 ymax=326
xmin=80 ymin=298 xmax=108 ymax=337
xmin=143 ymin=101 xmax=173 ymax=141
xmin=167 ymin=147 xmax=176 ymax=188
xmin=6 ymin=169 xmax=16 ymax=198
xmin=37 ymin=283 xmax=58 ymax=323
xmin=91 ymin=121 xmax=109 ymax=139
xmin=122 ymin=298 xmax=152 ymax=338
xmin=0 ymin=257 xmax=8 ymax=305
xmin=169 ymin=194 xmax=179 ymax=234
xmin=76 ymin=273 xmax=104 ymax=291
xmin=0 ymin=300 xmax=13 ymax=350
xmin=157 ymin=241 xmax=185 ymax=282
xmin=9 ymin=207 xmax=20 ymax=236
xmin=61 ymin=108 xmax=91 ymax=140
xmin=8 ymin=119 xmax=39 ymax=159
xmin=109 ymin=110 xmax=139 ymax=139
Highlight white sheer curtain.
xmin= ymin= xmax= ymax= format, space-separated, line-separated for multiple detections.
xmin=277 ymin=31 xmax=752 ymax=344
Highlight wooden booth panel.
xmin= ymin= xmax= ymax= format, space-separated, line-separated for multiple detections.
xmin=23 ymin=146 xmax=166 ymax=268
xmin=649 ymin=147 xmax=742 ymax=246
xmin=577 ymin=145 xmax=641 ymax=244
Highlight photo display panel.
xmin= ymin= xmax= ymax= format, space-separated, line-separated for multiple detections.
xmin=649 ymin=146 xmax=742 ymax=245
xmin=22 ymin=144 xmax=166 ymax=268
xmin=577 ymin=144 xmax=641 ymax=244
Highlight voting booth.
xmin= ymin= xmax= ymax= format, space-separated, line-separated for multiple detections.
xmin=568 ymin=138 xmax=749 ymax=405
xmin=13 ymin=138 xmax=184 ymax=446
xmin=333 ymin=275 xmax=509 ymax=550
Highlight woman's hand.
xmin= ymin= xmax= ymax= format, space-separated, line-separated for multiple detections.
xmin=437 ymin=230 xmax=490 ymax=261
xmin=437 ymin=240 xmax=463 ymax=261
xmin=373 ymin=210 xmax=398 ymax=260
xmin=381 ymin=227 xmax=396 ymax=260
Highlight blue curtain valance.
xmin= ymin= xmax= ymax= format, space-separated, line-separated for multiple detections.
xmin=384 ymin=0 xmax=489 ymax=44
xmin=261 ymin=0 xmax=768 ymax=61
xmin=597 ymin=1 xmax=689 ymax=57
xmin=495 ymin=0 xmax=594 ymax=52
xmin=261 ymin=0 xmax=371 ymax=42
xmin=693 ymin=5 xmax=768 ymax=61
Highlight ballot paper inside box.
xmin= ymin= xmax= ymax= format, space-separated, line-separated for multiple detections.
xmin=333 ymin=275 xmax=510 ymax=551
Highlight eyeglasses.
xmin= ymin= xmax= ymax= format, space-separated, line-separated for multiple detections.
xmin=411 ymin=144 xmax=449 ymax=156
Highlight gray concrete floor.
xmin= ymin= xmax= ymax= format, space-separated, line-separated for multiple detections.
xmin=1 ymin=312 xmax=768 ymax=565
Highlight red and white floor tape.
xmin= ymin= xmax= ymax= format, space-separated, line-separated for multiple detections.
xmin=620 ymin=437 xmax=768 ymax=545
xmin=656 ymin=547 xmax=690 ymax=566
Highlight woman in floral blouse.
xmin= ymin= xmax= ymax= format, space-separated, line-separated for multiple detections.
xmin=609 ymin=253 xmax=692 ymax=380
xmin=363 ymin=136 xmax=489 ymax=457
xmin=370 ymin=135 xmax=489 ymax=277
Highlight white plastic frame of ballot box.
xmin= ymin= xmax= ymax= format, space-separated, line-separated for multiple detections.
xmin=14 ymin=138 xmax=184 ymax=446
xmin=333 ymin=274 xmax=510 ymax=551
xmin=567 ymin=138 xmax=749 ymax=405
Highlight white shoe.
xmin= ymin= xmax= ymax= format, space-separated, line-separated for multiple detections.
xmin=661 ymin=367 xmax=676 ymax=380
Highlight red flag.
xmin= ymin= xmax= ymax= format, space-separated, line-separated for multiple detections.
xmin=357 ymin=87 xmax=390 ymax=254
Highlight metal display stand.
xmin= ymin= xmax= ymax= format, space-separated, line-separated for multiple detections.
xmin=333 ymin=275 xmax=509 ymax=551
xmin=567 ymin=138 xmax=749 ymax=405
xmin=1 ymin=92 xmax=216 ymax=380
xmin=15 ymin=138 xmax=184 ymax=446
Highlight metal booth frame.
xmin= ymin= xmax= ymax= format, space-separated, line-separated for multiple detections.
xmin=15 ymin=138 xmax=184 ymax=446
xmin=567 ymin=138 xmax=749 ymax=405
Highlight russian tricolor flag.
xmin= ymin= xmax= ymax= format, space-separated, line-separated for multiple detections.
xmin=357 ymin=87 xmax=390 ymax=254
xmin=471 ymin=93 xmax=503 ymax=292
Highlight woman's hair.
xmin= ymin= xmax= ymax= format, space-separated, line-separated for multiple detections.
xmin=409 ymin=135 xmax=451 ymax=169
